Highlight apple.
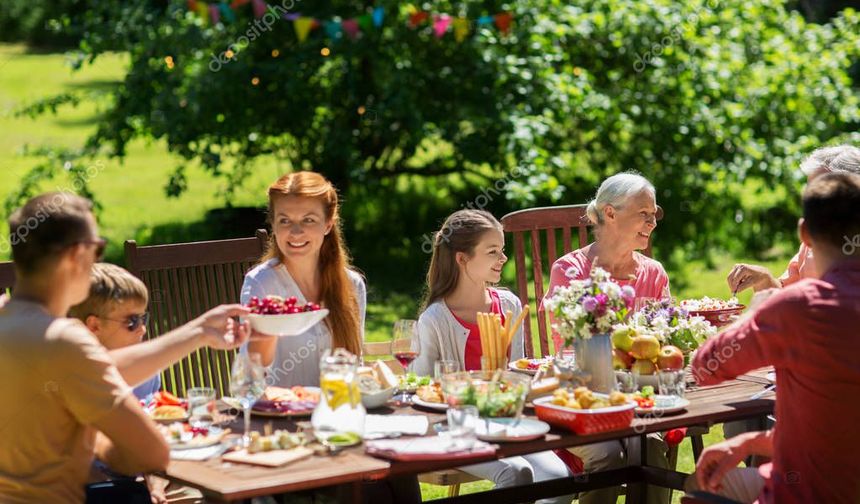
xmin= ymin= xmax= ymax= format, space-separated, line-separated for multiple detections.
xmin=656 ymin=345 xmax=684 ymax=370
xmin=612 ymin=348 xmax=635 ymax=370
xmin=631 ymin=358 xmax=657 ymax=375
xmin=611 ymin=327 xmax=635 ymax=352
xmin=630 ymin=334 xmax=660 ymax=360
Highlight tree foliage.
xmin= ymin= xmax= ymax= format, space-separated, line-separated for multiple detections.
xmin=12 ymin=0 xmax=860 ymax=275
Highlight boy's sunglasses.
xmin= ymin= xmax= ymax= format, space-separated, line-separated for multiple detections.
xmin=102 ymin=312 xmax=150 ymax=331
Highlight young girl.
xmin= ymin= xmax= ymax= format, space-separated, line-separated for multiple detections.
xmin=413 ymin=210 xmax=574 ymax=504
xmin=241 ymin=171 xmax=366 ymax=387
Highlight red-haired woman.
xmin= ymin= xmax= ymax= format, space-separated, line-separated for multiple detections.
xmin=241 ymin=171 xmax=365 ymax=387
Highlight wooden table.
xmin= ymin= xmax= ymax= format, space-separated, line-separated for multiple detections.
xmin=165 ymin=372 xmax=775 ymax=503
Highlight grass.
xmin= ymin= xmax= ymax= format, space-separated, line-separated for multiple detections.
xmin=0 ymin=43 xmax=787 ymax=502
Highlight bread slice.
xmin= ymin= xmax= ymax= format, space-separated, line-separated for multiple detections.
xmin=372 ymin=361 xmax=399 ymax=389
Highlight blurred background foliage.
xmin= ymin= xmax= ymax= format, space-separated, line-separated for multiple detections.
xmin=2 ymin=0 xmax=860 ymax=298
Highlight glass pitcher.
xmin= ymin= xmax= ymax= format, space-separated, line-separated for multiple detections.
xmin=311 ymin=348 xmax=366 ymax=440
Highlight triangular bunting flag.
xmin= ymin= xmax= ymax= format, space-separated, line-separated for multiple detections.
xmin=477 ymin=15 xmax=493 ymax=26
xmin=188 ymin=0 xmax=198 ymax=11
xmin=357 ymin=14 xmax=372 ymax=31
xmin=433 ymin=14 xmax=451 ymax=38
xmin=494 ymin=12 xmax=513 ymax=35
xmin=409 ymin=11 xmax=429 ymax=28
xmin=341 ymin=18 xmax=360 ymax=39
xmin=219 ymin=1 xmax=236 ymax=23
xmin=453 ymin=17 xmax=469 ymax=43
xmin=294 ymin=17 xmax=314 ymax=42
xmin=324 ymin=20 xmax=342 ymax=39
xmin=195 ymin=1 xmax=210 ymax=24
xmin=372 ymin=7 xmax=385 ymax=27
xmin=252 ymin=0 xmax=267 ymax=19
xmin=230 ymin=0 xmax=250 ymax=8
xmin=209 ymin=4 xmax=221 ymax=25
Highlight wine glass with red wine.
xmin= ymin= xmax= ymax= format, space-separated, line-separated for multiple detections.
xmin=391 ymin=319 xmax=420 ymax=405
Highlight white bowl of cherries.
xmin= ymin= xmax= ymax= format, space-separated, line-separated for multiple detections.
xmin=245 ymin=295 xmax=329 ymax=337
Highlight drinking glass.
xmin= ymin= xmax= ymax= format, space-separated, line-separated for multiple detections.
xmin=657 ymin=369 xmax=686 ymax=407
xmin=446 ymin=405 xmax=478 ymax=451
xmin=434 ymin=359 xmax=460 ymax=382
xmin=187 ymin=387 xmax=215 ymax=429
xmin=390 ymin=319 xmax=420 ymax=404
xmin=615 ymin=370 xmax=637 ymax=394
xmin=229 ymin=352 xmax=267 ymax=447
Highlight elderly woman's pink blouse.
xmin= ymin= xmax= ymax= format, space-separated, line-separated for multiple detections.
xmin=543 ymin=249 xmax=671 ymax=350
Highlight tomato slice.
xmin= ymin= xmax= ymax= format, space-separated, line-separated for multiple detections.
xmin=155 ymin=391 xmax=181 ymax=407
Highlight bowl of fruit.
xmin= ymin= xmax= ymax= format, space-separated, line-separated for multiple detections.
xmin=441 ymin=370 xmax=531 ymax=418
xmin=245 ymin=295 xmax=329 ymax=336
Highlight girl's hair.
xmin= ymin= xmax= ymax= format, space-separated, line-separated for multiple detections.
xmin=261 ymin=171 xmax=361 ymax=355
xmin=585 ymin=172 xmax=656 ymax=226
xmin=422 ymin=209 xmax=502 ymax=310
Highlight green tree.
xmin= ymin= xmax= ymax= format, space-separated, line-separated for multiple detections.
xmin=11 ymin=0 xmax=860 ymax=272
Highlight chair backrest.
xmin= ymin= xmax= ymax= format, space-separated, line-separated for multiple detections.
xmin=0 ymin=261 xmax=15 ymax=296
xmin=500 ymin=205 xmax=658 ymax=358
xmin=361 ymin=341 xmax=405 ymax=375
xmin=124 ymin=230 xmax=269 ymax=397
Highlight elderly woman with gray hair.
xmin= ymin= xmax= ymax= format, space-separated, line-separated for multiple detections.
xmin=727 ymin=144 xmax=860 ymax=293
xmin=543 ymin=172 xmax=671 ymax=504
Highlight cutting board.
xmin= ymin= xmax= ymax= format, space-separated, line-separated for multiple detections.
xmin=222 ymin=447 xmax=314 ymax=467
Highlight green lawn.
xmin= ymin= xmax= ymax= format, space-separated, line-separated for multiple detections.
xmin=0 ymin=43 xmax=784 ymax=502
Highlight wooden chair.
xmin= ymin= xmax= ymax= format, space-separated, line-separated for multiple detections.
xmin=124 ymin=230 xmax=269 ymax=398
xmin=500 ymin=204 xmax=661 ymax=358
xmin=361 ymin=341 xmax=482 ymax=497
xmin=0 ymin=261 xmax=15 ymax=295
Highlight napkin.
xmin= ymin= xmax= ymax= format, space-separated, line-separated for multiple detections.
xmin=364 ymin=415 xmax=429 ymax=437
xmin=170 ymin=443 xmax=230 ymax=461
xmin=365 ymin=436 xmax=495 ymax=462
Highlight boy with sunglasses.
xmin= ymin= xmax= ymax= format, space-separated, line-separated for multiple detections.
xmin=69 ymin=263 xmax=159 ymax=399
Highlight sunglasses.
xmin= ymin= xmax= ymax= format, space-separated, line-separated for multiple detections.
xmin=102 ymin=312 xmax=150 ymax=332
xmin=80 ymin=238 xmax=108 ymax=261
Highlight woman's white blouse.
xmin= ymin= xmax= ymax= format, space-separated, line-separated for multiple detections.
xmin=240 ymin=258 xmax=366 ymax=387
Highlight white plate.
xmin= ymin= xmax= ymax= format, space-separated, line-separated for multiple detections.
xmin=474 ymin=418 xmax=550 ymax=442
xmin=246 ymin=309 xmax=329 ymax=336
xmin=251 ymin=386 xmax=320 ymax=417
xmin=411 ymin=395 xmax=448 ymax=411
xmin=634 ymin=396 xmax=690 ymax=415
xmin=167 ymin=426 xmax=226 ymax=450
xmin=508 ymin=359 xmax=551 ymax=376
xmin=766 ymin=372 xmax=776 ymax=384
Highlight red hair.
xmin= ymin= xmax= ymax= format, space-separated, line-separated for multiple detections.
xmin=261 ymin=172 xmax=361 ymax=355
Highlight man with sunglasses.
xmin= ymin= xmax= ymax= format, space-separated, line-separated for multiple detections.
xmin=0 ymin=192 xmax=251 ymax=503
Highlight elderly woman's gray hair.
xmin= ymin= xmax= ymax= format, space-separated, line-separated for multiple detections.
xmin=800 ymin=144 xmax=860 ymax=176
xmin=586 ymin=173 xmax=656 ymax=226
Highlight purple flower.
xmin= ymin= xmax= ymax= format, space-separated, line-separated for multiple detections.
xmin=582 ymin=296 xmax=598 ymax=312
xmin=621 ymin=285 xmax=636 ymax=301
xmin=595 ymin=293 xmax=609 ymax=306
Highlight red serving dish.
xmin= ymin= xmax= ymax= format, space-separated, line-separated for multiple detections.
xmin=533 ymin=396 xmax=635 ymax=435
xmin=687 ymin=305 xmax=746 ymax=328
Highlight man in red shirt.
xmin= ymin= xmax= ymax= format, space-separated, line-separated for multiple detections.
xmin=688 ymin=172 xmax=860 ymax=504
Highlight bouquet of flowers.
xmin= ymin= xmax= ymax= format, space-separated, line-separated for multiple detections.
xmin=620 ymin=299 xmax=717 ymax=356
xmin=544 ymin=267 xmax=636 ymax=347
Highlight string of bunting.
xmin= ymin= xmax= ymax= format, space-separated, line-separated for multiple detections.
xmin=185 ymin=0 xmax=514 ymax=42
